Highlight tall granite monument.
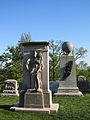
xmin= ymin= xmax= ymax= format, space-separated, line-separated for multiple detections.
xmin=55 ymin=41 xmax=83 ymax=96
xmin=11 ymin=42 xmax=59 ymax=114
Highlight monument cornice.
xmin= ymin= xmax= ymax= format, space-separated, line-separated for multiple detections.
xmin=21 ymin=41 xmax=49 ymax=46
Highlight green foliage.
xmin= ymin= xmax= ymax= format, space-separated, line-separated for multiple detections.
xmin=74 ymin=47 xmax=87 ymax=61
xmin=76 ymin=69 xmax=90 ymax=82
xmin=76 ymin=60 xmax=90 ymax=82
xmin=87 ymin=66 xmax=90 ymax=71
xmin=49 ymin=40 xmax=62 ymax=81
xmin=0 ymin=94 xmax=90 ymax=120
xmin=19 ymin=32 xmax=31 ymax=43
xmin=76 ymin=61 xmax=88 ymax=70
xmin=0 ymin=32 xmax=32 ymax=84
xmin=1 ymin=45 xmax=23 ymax=83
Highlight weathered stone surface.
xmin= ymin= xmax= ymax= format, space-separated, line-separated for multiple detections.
xmin=55 ymin=92 xmax=83 ymax=97
xmin=15 ymin=42 xmax=59 ymax=114
xmin=19 ymin=90 xmax=26 ymax=107
xmin=19 ymin=42 xmax=52 ymax=107
xmin=77 ymin=80 xmax=90 ymax=93
xmin=77 ymin=75 xmax=86 ymax=81
xmin=10 ymin=104 xmax=59 ymax=114
xmin=24 ymin=90 xmax=44 ymax=108
xmin=55 ymin=46 xmax=83 ymax=96
xmin=43 ymin=90 xmax=52 ymax=107
xmin=1 ymin=79 xmax=19 ymax=97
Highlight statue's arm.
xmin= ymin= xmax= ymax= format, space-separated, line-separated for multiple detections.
xmin=26 ymin=58 xmax=31 ymax=71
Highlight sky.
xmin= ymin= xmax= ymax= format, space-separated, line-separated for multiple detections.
xmin=0 ymin=0 xmax=90 ymax=65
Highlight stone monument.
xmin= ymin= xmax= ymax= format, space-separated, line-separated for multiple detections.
xmin=77 ymin=75 xmax=90 ymax=92
xmin=55 ymin=41 xmax=83 ymax=96
xmin=1 ymin=79 xmax=19 ymax=96
xmin=11 ymin=42 xmax=59 ymax=114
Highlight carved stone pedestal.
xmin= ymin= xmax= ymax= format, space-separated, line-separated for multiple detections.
xmin=55 ymin=87 xmax=83 ymax=96
xmin=24 ymin=90 xmax=44 ymax=108
xmin=55 ymin=55 xmax=83 ymax=97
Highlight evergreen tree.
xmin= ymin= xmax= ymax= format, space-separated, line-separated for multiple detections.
xmin=0 ymin=32 xmax=32 ymax=83
xmin=19 ymin=32 xmax=31 ymax=43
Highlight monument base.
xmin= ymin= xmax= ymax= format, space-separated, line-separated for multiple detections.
xmin=54 ymin=87 xmax=83 ymax=96
xmin=0 ymin=93 xmax=19 ymax=97
xmin=0 ymin=90 xmax=19 ymax=97
xmin=10 ymin=104 xmax=59 ymax=114
xmin=12 ymin=89 xmax=59 ymax=114
xmin=43 ymin=90 xmax=52 ymax=107
xmin=24 ymin=90 xmax=44 ymax=108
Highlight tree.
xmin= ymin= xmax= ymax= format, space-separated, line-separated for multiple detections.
xmin=76 ymin=69 xmax=90 ymax=82
xmin=76 ymin=61 xmax=88 ymax=70
xmin=87 ymin=66 xmax=90 ymax=71
xmin=1 ymin=45 xmax=23 ymax=82
xmin=49 ymin=40 xmax=62 ymax=81
xmin=19 ymin=32 xmax=31 ymax=43
xmin=73 ymin=47 xmax=87 ymax=61
xmin=0 ymin=32 xmax=32 ymax=83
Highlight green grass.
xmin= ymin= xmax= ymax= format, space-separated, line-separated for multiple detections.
xmin=0 ymin=94 xmax=90 ymax=120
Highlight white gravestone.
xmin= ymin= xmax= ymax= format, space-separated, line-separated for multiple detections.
xmin=1 ymin=79 xmax=19 ymax=97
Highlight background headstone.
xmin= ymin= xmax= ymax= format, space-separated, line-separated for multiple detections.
xmin=77 ymin=76 xmax=90 ymax=92
xmin=77 ymin=75 xmax=86 ymax=81
xmin=1 ymin=79 xmax=19 ymax=97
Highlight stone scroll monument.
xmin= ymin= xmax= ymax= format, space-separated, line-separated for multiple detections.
xmin=11 ymin=42 xmax=59 ymax=114
xmin=55 ymin=41 xmax=83 ymax=96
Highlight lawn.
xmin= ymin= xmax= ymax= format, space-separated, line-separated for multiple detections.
xmin=0 ymin=94 xmax=90 ymax=120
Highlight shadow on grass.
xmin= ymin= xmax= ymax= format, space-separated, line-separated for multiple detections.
xmin=0 ymin=105 xmax=14 ymax=110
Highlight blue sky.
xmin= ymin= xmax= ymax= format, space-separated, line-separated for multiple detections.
xmin=0 ymin=0 xmax=90 ymax=65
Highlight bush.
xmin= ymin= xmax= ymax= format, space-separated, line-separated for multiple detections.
xmin=76 ymin=69 xmax=90 ymax=82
